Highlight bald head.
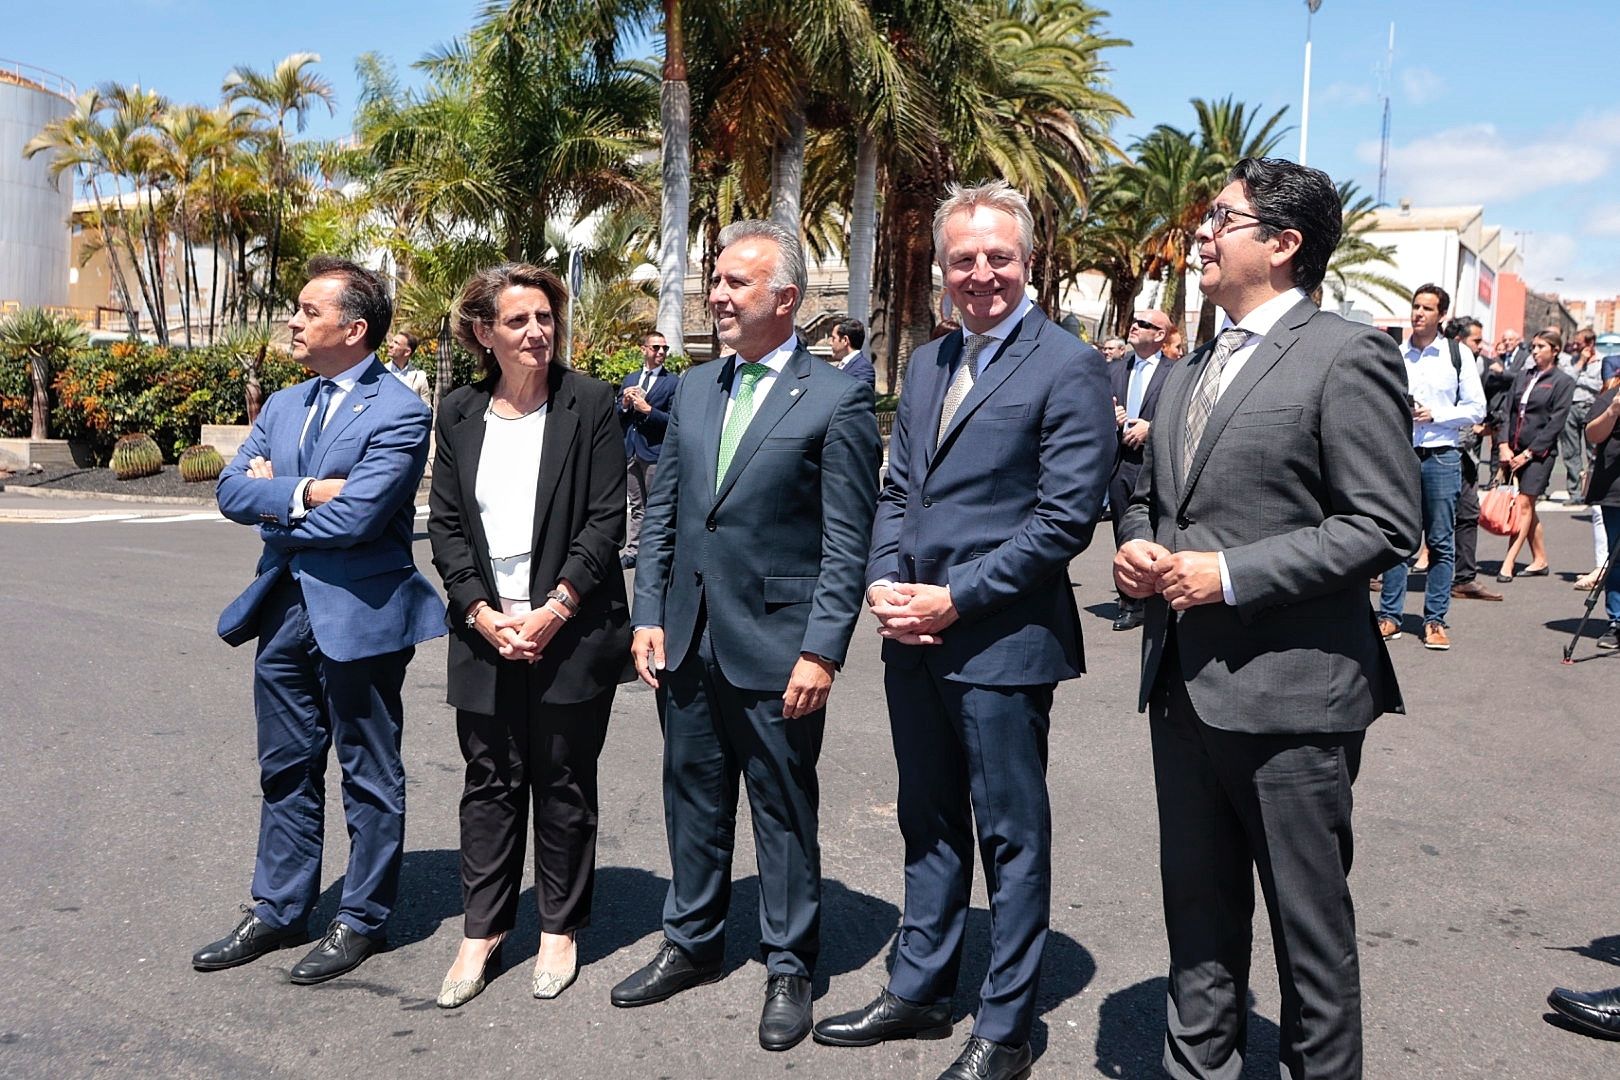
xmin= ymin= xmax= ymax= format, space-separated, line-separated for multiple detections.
xmin=1128 ymin=309 xmax=1172 ymax=359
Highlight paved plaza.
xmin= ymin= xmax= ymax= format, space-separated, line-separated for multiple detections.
xmin=0 ymin=490 xmax=1615 ymax=1078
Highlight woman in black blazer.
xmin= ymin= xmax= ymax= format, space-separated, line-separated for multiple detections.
xmin=1492 ymin=329 xmax=1575 ymax=581
xmin=426 ymin=263 xmax=630 ymax=1007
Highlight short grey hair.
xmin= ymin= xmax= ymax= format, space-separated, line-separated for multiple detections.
xmin=716 ymin=219 xmax=807 ymax=315
xmin=932 ymin=179 xmax=1035 ymax=263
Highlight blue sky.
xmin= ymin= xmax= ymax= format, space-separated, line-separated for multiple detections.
xmin=11 ymin=0 xmax=1620 ymax=301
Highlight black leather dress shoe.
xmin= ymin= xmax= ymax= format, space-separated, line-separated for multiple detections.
xmin=1112 ymin=606 xmax=1145 ymax=631
xmin=193 ymin=908 xmax=307 ymax=971
xmin=759 ymin=973 xmax=812 ymax=1051
xmin=288 ymin=921 xmax=383 ymax=984
xmin=812 ymin=987 xmax=952 ymax=1046
xmin=936 ymin=1036 xmax=1032 ymax=1080
xmin=609 ymin=939 xmax=723 ymax=1007
xmin=1548 ymin=985 xmax=1620 ymax=1039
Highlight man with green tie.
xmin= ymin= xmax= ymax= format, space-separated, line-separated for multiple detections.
xmin=611 ymin=220 xmax=880 ymax=1055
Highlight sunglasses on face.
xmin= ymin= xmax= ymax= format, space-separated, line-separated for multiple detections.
xmin=646 ymin=344 xmax=670 ymax=353
xmin=1131 ymin=318 xmax=1162 ymax=331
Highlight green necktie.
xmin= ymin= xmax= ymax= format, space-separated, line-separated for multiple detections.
xmin=716 ymin=362 xmax=769 ymax=490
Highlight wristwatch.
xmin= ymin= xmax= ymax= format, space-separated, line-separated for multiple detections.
xmin=464 ymin=601 xmax=488 ymax=629
xmin=545 ymin=587 xmax=578 ymax=615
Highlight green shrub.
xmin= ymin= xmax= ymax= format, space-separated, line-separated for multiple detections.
xmin=575 ymin=347 xmax=693 ymax=387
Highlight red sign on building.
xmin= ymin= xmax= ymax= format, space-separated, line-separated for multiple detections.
xmin=1478 ymin=264 xmax=1495 ymax=306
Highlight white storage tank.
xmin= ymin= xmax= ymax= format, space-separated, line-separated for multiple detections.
xmin=0 ymin=61 xmax=75 ymax=310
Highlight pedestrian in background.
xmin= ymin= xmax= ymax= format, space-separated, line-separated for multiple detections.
xmin=1493 ymin=330 xmax=1574 ymax=582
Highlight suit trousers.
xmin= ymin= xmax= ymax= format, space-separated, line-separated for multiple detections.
xmin=251 ymin=574 xmax=411 ymax=938
xmin=624 ymin=456 xmax=656 ymax=558
xmin=1109 ymin=460 xmax=1145 ymax=609
xmin=1454 ymin=453 xmax=1481 ymax=585
xmin=1150 ymin=632 xmax=1364 ymax=1080
xmin=455 ymin=661 xmax=612 ymax=938
xmin=659 ymin=616 xmax=825 ymax=977
xmin=885 ymin=660 xmax=1054 ymax=1046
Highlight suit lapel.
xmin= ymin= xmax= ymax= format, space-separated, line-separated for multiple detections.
xmin=919 ymin=333 xmax=965 ymax=473
xmin=448 ymin=387 xmax=496 ymax=598
xmin=528 ymin=373 xmax=579 ymax=568
xmin=714 ymin=347 xmax=812 ymax=506
xmin=700 ymin=357 xmax=734 ymax=497
xmin=1179 ymin=299 xmax=1315 ymax=506
xmin=309 ymin=358 xmax=385 ymax=472
xmin=277 ymin=377 xmax=320 ymax=474
xmin=1166 ymin=339 xmax=1215 ymax=500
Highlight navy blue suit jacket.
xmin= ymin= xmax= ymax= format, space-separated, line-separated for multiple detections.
xmin=216 ymin=358 xmax=445 ymax=662
xmin=632 ymin=347 xmax=881 ymax=691
xmin=620 ymin=365 xmax=677 ymax=462
xmin=838 ymin=351 xmax=877 ymax=389
xmin=867 ymin=308 xmax=1114 ymax=686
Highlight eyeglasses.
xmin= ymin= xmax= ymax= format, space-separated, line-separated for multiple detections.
xmin=1202 ymin=205 xmax=1283 ymax=236
xmin=1130 ymin=318 xmax=1163 ymax=332
xmin=645 ymin=344 xmax=670 ymax=353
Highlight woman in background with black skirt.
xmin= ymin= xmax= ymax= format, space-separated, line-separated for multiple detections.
xmin=1493 ymin=329 xmax=1574 ymax=582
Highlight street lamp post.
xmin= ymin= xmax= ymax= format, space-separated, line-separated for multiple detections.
xmin=1300 ymin=0 xmax=1323 ymax=166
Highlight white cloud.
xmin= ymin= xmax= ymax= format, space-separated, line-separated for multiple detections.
xmin=1400 ymin=67 xmax=1445 ymax=106
xmin=1585 ymin=204 xmax=1620 ymax=237
xmin=1356 ymin=112 xmax=1620 ymax=205
xmin=1318 ymin=81 xmax=1376 ymax=108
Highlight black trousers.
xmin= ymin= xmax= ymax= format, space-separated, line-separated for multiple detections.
xmin=1454 ymin=452 xmax=1481 ymax=585
xmin=658 ymin=619 xmax=825 ymax=977
xmin=1109 ymin=460 xmax=1144 ymax=610
xmin=455 ymin=662 xmax=613 ymax=938
xmin=1150 ymin=635 xmax=1364 ymax=1080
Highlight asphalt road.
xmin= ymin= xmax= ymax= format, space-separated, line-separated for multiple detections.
xmin=1 ymin=493 xmax=1616 ymax=1079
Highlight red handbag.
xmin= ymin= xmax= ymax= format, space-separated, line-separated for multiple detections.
xmin=1479 ymin=479 xmax=1520 ymax=537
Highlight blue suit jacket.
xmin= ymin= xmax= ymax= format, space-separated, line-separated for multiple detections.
xmin=868 ymin=308 xmax=1114 ymax=685
xmin=838 ymin=351 xmax=877 ymax=389
xmin=620 ymin=365 xmax=677 ymax=462
xmin=216 ymin=358 xmax=446 ymax=662
xmin=632 ymin=347 xmax=881 ymax=691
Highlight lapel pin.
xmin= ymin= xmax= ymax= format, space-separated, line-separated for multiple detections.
xmin=352 ymin=404 xmax=365 ymax=412
xmin=790 ymin=388 xmax=801 ymax=397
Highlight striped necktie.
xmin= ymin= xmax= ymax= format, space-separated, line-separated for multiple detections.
xmin=936 ymin=333 xmax=994 ymax=448
xmin=1182 ymin=328 xmax=1248 ymax=478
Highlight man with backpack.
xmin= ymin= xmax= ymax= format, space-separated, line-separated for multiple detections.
xmin=1446 ymin=316 xmax=1504 ymax=602
xmin=1376 ymin=285 xmax=1487 ymax=649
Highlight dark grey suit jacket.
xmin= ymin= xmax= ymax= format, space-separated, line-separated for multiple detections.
xmin=1120 ymin=299 xmax=1421 ymax=733
xmin=632 ymin=347 xmax=881 ymax=691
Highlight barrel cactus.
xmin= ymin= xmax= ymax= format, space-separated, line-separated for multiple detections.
xmin=110 ymin=433 xmax=163 ymax=480
xmin=178 ymin=443 xmax=224 ymax=483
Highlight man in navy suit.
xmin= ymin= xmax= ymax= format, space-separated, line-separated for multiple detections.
xmin=828 ymin=318 xmax=877 ymax=389
xmin=619 ymin=330 xmax=678 ymax=568
xmin=1108 ymin=308 xmax=1176 ymax=631
xmin=194 ymin=257 xmax=445 ymax=984
xmin=611 ymin=221 xmax=880 ymax=1053
xmin=813 ymin=181 xmax=1113 ymax=1080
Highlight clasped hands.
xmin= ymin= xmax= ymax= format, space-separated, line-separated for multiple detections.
xmin=472 ymin=602 xmax=567 ymax=664
xmin=1112 ymin=541 xmax=1223 ymax=611
xmin=868 ymin=582 xmax=958 ymax=646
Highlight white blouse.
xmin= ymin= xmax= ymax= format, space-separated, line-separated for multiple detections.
xmin=474 ymin=402 xmax=548 ymax=600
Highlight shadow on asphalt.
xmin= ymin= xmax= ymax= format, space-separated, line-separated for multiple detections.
xmin=1094 ymin=978 xmax=1280 ymax=1078
xmin=1547 ymin=933 xmax=1620 ymax=967
xmin=306 ymin=848 xmax=465 ymax=951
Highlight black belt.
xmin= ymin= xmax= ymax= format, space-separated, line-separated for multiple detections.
xmin=1414 ymin=445 xmax=1459 ymax=459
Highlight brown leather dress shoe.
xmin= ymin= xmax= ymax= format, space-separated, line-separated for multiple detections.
xmin=1377 ymin=616 xmax=1401 ymax=641
xmin=1422 ymin=623 xmax=1451 ymax=650
xmin=1451 ymin=580 xmax=1504 ymax=601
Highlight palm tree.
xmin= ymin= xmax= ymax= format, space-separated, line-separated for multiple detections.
xmin=0 ymin=308 xmax=88 ymax=440
xmin=223 ymin=52 xmax=337 ymax=322
xmin=1322 ymin=180 xmax=1406 ymax=313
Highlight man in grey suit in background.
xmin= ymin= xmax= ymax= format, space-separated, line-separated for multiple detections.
xmin=1114 ymin=158 xmax=1420 ymax=1080
xmin=612 ymin=220 xmax=880 ymax=1054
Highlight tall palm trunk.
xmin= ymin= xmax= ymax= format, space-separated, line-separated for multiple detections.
xmin=656 ymin=0 xmax=690 ymax=355
xmin=29 ymin=354 xmax=50 ymax=440
xmin=87 ymin=178 xmax=140 ymax=334
xmin=847 ymin=131 xmax=878 ymax=327
xmin=1194 ymin=295 xmax=1217 ymax=349
xmin=769 ymin=99 xmax=806 ymax=236
xmin=882 ymin=162 xmax=940 ymax=392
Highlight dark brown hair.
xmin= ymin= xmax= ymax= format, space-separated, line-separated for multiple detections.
xmin=306 ymin=255 xmax=392 ymax=350
xmin=452 ymin=263 xmax=570 ymax=379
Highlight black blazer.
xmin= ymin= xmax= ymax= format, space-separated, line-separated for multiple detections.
xmin=1108 ymin=350 xmax=1174 ymax=469
xmin=1493 ymin=365 xmax=1574 ymax=457
xmin=428 ymin=366 xmax=632 ymax=714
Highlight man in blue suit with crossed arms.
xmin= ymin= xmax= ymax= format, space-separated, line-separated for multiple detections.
xmin=194 ymin=256 xmax=444 ymax=984
xmin=814 ymin=181 xmax=1113 ymax=1080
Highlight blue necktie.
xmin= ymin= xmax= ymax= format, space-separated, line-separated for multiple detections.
xmin=299 ymin=379 xmax=337 ymax=474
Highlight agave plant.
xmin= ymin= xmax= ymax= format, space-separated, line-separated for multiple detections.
xmin=0 ymin=307 xmax=89 ymax=440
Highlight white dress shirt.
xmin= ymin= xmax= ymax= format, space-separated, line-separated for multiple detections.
xmin=1124 ymin=350 xmax=1163 ymax=423
xmin=475 ymin=402 xmax=549 ymax=601
xmin=967 ymin=295 xmax=1034 ymax=374
xmin=1402 ymin=336 xmax=1485 ymax=447
xmin=290 ymin=355 xmax=378 ymax=518
xmin=722 ymin=335 xmax=797 ymax=426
